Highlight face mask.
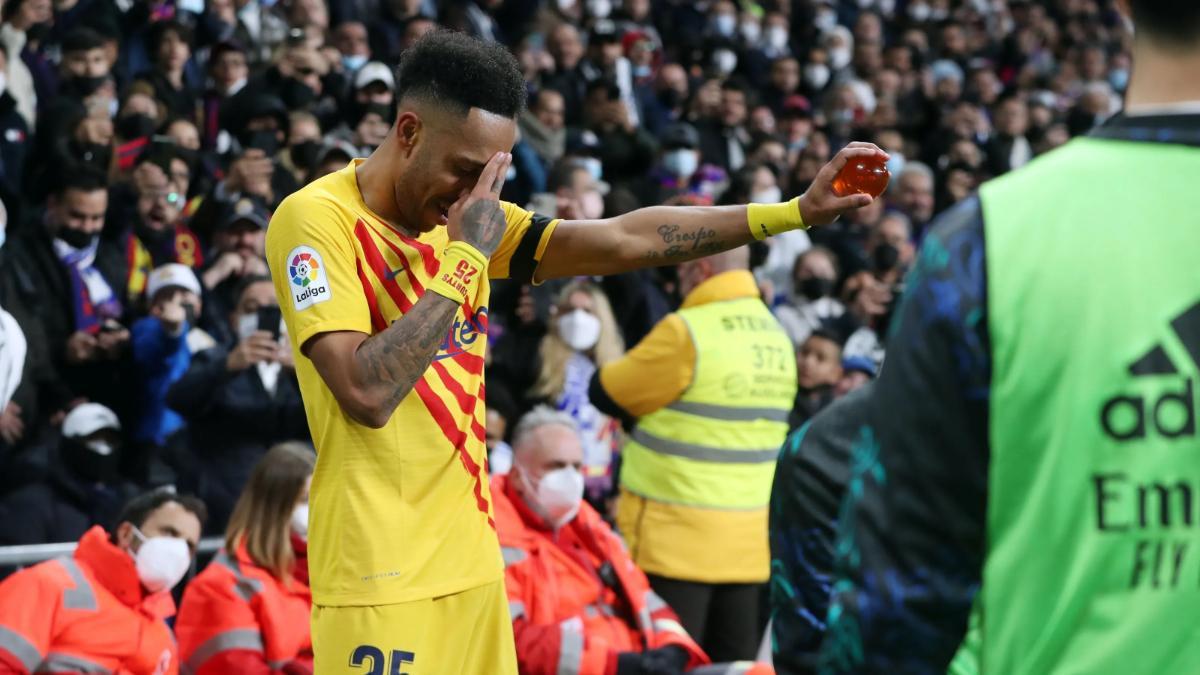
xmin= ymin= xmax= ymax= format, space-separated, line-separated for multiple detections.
xmin=291 ymin=503 xmax=309 ymax=540
xmin=633 ymin=64 xmax=652 ymax=79
xmin=885 ymin=151 xmax=906 ymax=177
xmin=712 ymin=13 xmax=736 ymax=37
xmin=558 ymin=308 xmax=602 ymax=351
xmin=131 ymin=526 xmax=190 ymax=594
xmin=814 ymin=10 xmax=837 ymax=33
xmin=290 ymin=140 xmax=322 ymax=170
xmin=342 ymin=54 xmax=368 ymax=72
xmin=751 ymin=186 xmax=782 ymax=204
xmin=805 ymin=63 xmax=831 ymax=89
xmin=519 ymin=464 xmax=584 ymax=528
xmin=663 ymin=149 xmax=698 ymax=178
xmin=740 ymin=21 xmax=760 ymax=43
xmin=766 ymin=26 xmax=789 ymax=51
xmin=1109 ymin=68 xmax=1129 ymax=92
xmin=580 ymin=156 xmax=603 ymax=182
xmin=873 ymin=242 xmax=901 ymax=273
xmin=62 ymin=437 xmax=118 ymax=483
xmin=57 ymin=227 xmax=97 ymax=250
xmin=713 ymin=49 xmax=737 ymax=76
xmin=117 ymin=113 xmax=158 ymax=140
xmin=799 ymin=276 xmax=834 ymax=301
xmin=237 ymin=312 xmax=259 ymax=340
xmin=586 ymin=0 xmax=611 ymax=19
xmin=177 ymin=0 xmax=204 ymax=13
xmin=829 ymin=47 xmax=851 ymax=71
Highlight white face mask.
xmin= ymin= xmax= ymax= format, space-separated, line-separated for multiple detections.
xmin=131 ymin=526 xmax=190 ymax=594
xmin=558 ymin=308 xmax=602 ymax=352
xmin=805 ymin=63 xmax=831 ymax=89
xmin=519 ymin=464 xmax=584 ymax=528
xmin=712 ymin=13 xmax=736 ymax=37
xmin=663 ymin=148 xmax=699 ymax=178
xmin=814 ymin=10 xmax=837 ymax=33
xmin=766 ymin=26 xmax=789 ymax=51
xmin=740 ymin=21 xmax=760 ymax=43
xmin=580 ymin=157 xmax=603 ymax=182
xmin=586 ymin=0 xmax=611 ymax=18
xmin=829 ymin=47 xmax=851 ymax=71
xmin=291 ymin=503 xmax=309 ymax=540
xmin=713 ymin=49 xmax=737 ymax=76
xmin=86 ymin=440 xmax=115 ymax=456
xmin=908 ymin=2 xmax=931 ymax=21
xmin=751 ymin=186 xmax=783 ymax=204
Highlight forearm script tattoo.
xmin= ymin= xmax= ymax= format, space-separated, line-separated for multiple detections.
xmin=643 ymin=223 xmax=725 ymax=262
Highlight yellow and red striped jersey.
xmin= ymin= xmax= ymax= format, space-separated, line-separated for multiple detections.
xmin=266 ymin=160 xmax=558 ymax=606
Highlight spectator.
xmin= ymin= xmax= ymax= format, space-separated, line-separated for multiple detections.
xmin=592 ymin=248 xmax=795 ymax=662
xmin=177 ymin=442 xmax=315 ymax=674
xmin=198 ymin=195 xmax=271 ymax=346
xmin=790 ymin=326 xmax=843 ymax=430
xmin=987 ymin=94 xmax=1034 ymax=176
xmin=889 ymin=161 xmax=936 ymax=236
xmin=582 ymin=78 xmax=657 ymax=188
xmin=484 ymin=382 xmax=517 ymax=476
xmin=527 ymin=280 xmax=624 ymax=510
xmin=281 ymin=111 xmax=323 ymax=186
xmin=0 ymin=402 xmax=138 ymax=545
xmin=201 ymin=41 xmax=249 ymax=149
xmin=774 ymin=246 xmax=845 ymax=348
xmin=492 ymin=407 xmax=709 ymax=674
xmin=548 ymin=159 xmax=605 ymax=221
xmin=332 ymin=21 xmax=371 ymax=75
xmin=131 ymin=264 xmax=213 ymax=482
xmin=519 ymin=88 xmax=566 ymax=169
xmin=0 ymin=489 xmax=205 ymax=673
xmin=697 ymin=80 xmax=750 ymax=173
xmin=643 ymin=121 xmax=701 ymax=205
xmin=166 ymin=275 xmax=309 ymax=532
xmin=122 ymin=159 xmax=205 ymax=305
xmin=836 ymin=354 xmax=876 ymax=398
xmin=4 ymin=170 xmax=129 ymax=409
xmin=0 ymin=0 xmax=45 ymax=128
xmin=131 ymin=20 xmax=199 ymax=120
xmin=0 ymin=46 xmax=29 ymax=208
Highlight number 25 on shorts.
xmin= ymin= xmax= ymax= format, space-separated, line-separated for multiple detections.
xmin=349 ymin=645 xmax=415 ymax=675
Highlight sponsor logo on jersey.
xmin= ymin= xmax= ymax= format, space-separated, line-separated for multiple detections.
xmin=286 ymin=245 xmax=332 ymax=310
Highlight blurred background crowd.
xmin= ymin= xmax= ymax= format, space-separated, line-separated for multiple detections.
xmin=0 ymin=0 xmax=1130 ymax=586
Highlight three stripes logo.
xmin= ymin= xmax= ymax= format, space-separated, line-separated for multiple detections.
xmin=1101 ymin=301 xmax=1200 ymax=441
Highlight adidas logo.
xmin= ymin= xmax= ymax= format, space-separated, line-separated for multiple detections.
xmin=1100 ymin=301 xmax=1200 ymax=441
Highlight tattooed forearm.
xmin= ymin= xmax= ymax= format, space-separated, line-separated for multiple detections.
xmin=354 ymin=292 xmax=460 ymax=415
xmin=642 ymin=223 xmax=727 ymax=262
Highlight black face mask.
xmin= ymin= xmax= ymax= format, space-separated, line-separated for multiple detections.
xmin=61 ymin=438 xmax=119 ymax=484
xmin=68 ymin=74 xmax=108 ymax=98
xmin=872 ymin=243 xmax=901 ymax=273
xmin=117 ymin=113 xmax=158 ymax=140
xmin=290 ymin=140 xmax=321 ymax=171
xmin=56 ymin=226 xmax=96 ymax=249
xmin=798 ymin=276 xmax=834 ymax=301
xmin=280 ymin=78 xmax=316 ymax=109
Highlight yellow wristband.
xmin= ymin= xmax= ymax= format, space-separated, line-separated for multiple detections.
xmin=747 ymin=197 xmax=806 ymax=241
xmin=428 ymin=241 xmax=489 ymax=305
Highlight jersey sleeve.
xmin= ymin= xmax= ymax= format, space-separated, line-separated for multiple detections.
xmin=820 ymin=197 xmax=991 ymax=672
xmin=489 ymin=202 xmax=559 ymax=284
xmin=266 ymin=192 xmax=372 ymax=353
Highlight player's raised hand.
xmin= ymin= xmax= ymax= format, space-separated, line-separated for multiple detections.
xmin=798 ymin=142 xmax=890 ymax=228
xmin=447 ymin=151 xmax=513 ymax=257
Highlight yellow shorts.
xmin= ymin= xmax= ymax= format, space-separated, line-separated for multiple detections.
xmin=311 ymin=579 xmax=517 ymax=674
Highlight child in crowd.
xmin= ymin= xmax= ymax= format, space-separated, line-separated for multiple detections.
xmin=789 ymin=326 xmax=844 ymax=430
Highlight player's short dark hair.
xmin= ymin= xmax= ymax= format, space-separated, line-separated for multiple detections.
xmin=63 ymin=27 xmax=106 ymax=54
xmin=56 ymin=167 xmax=109 ymax=197
xmin=1130 ymin=0 xmax=1200 ymax=47
xmin=111 ymin=489 xmax=208 ymax=539
xmin=396 ymin=30 xmax=525 ymax=118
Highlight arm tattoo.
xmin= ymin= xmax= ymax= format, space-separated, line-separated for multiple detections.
xmin=355 ymin=292 xmax=460 ymax=414
xmin=462 ymin=199 xmax=508 ymax=255
xmin=642 ymin=223 xmax=726 ymax=262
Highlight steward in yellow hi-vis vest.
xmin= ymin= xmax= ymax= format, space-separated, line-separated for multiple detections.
xmin=589 ymin=248 xmax=796 ymax=662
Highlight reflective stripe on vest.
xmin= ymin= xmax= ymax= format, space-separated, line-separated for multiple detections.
xmin=0 ymin=625 xmax=41 ymax=671
xmin=185 ymin=628 xmax=264 ymax=674
xmin=556 ymin=621 xmax=583 ymax=675
xmin=56 ymin=558 xmax=98 ymax=611
xmin=509 ymin=601 xmax=526 ymax=621
xmin=644 ymin=590 xmax=667 ymax=613
xmin=501 ymin=546 xmax=527 ymax=567
xmin=621 ymin=296 xmax=796 ymax=509
xmin=35 ymin=652 xmax=112 ymax=673
xmin=213 ymin=550 xmax=264 ymax=602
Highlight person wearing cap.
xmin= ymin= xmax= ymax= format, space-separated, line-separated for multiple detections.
xmin=197 ymin=196 xmax=271 ymax=344
xmin=131 ymin=263 xmax=214 ymax=484
xmin=835 ymin=354 xmax=875 ymax=397
xmin=642 ymin=121 xmax=701 ymax=205
xmin=0 ymin=402 xmax=140 ymax=546
xmin=0 ymin=489 xmax=205 ymax=673
xmin=351 ymin=61 xmax=395 ymax=110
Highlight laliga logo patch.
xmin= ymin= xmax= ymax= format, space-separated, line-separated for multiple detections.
xmin=287 ymin=245 xmax=332 ymax=309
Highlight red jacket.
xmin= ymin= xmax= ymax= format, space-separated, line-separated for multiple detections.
xmin=175 ymin=537 xmax=313 ymax=675
xmin=0 ymin=526 xmax=178 ymax=675
xmin=492 ymin=476 xmax=708 ymax=675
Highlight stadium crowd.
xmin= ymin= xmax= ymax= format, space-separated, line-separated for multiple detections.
xmin=0 ymin=0 xmax=1132 ymax=672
